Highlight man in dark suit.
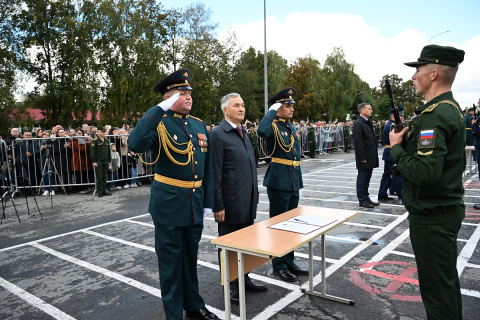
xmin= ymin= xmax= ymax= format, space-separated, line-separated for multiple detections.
xmin=210 ymin=92 xmax=267 ymax=304
xmin=353 ymin=103 xmax=379 ymax=208
xmin=128 ymin=69 xmax=219 ymax=320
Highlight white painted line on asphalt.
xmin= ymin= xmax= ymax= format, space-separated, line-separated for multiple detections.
xmin=0 ymin=276 xmax=76 ymax=320
xmin=464 ymin=263 xmax=480 ymax=270
xmin=344 ymin=222 xmax=384 ymax=229
xmin=83 ymin=230 xmax=155 ymax=252
xmin=390 ymin=250 xmax=415 ymax=258
xmin=461 ymin=288 xmax=480 ymax=298
xmin=364 ymin=228 xmax=411 ymax=265
xmin=253 ymin=212 xmax=410 ymax=320
xmin=30 ymin=242 xmax=163 ymax=297
xmin=0 ymin=213 xmax=151 ymax=253
xmin=457 ymin=224 xmax=480 ymax=276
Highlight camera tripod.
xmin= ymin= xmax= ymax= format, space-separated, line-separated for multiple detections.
xmin=1 ymin=144 xmax=42 ymax=223
xmin=38 ymin=146 xmax=70 ymax=208
xmin=1 ymin=159 xmax=21 ymax=223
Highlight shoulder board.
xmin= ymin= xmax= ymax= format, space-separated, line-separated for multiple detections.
xmin=273 ymin=119 xmax=279 ymax=123
xmin=189 ymin=115 xmax=203 ymax=122
xmin=421 ymin=104 xmax=439 ymax=114
xmin=93 ymin=137 xmax=98 ymax=141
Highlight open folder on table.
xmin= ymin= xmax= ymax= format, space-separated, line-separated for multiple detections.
xmin=268 ymin=214 xmax=337 ymax=234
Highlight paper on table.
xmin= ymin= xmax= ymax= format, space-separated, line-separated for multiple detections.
xmin=268 ymin=221 xmax=321 ymax=234
xmin=287 ymin=215 xmax=336 ymax=227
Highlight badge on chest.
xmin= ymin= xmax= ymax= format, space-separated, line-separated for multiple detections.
xmin=198 ymin=133 xmax=208 ymax=152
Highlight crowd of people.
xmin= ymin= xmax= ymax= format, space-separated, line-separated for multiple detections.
xmin=0 ymin=123 xmax=153 ymax=197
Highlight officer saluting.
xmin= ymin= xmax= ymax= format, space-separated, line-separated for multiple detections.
xmin=258 ymin=88 xmax=308 ymax=283
xmin=128 ymin=69 xmax=219 ymax=320
xmin=91 ymin=126 xmax=112 ymax=197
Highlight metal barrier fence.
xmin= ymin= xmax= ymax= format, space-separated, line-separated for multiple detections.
xmin=0 ymin=135 xmax=155 ymax=196
xmin=258 ymin=124 xmax=354 ymax=160
xmin=0 ymin=124 xmax=355 ymax=196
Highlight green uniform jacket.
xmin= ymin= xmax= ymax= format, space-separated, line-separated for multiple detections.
xmin=90 ymin=137 xmax=111 ymax=163
xmin=258 ymin=110 xmax=303 ymax=191
xmin=248 ymin=129 xmax=260 ymax=156
xmin=128 ymin=106 xmax=214 ymax=227
xmin=390 ymin=91 xmax=465 ymax=221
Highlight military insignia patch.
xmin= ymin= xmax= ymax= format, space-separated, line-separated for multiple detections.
xmin=418 ymin=129 xmax=435 ymax=148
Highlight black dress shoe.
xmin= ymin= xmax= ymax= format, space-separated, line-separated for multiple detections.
xmin=245 ymin=276 xmax=268 ymax=292
xmin=367 ymin=199 xmax=380 ymax=206
xmin=359 ymin=202 xmax=374 ymax=208
xmin=378 ymin=196 xmax=394 ymax=201
xmin=98 ymin=193 xmax=104 ymax=197
xmin=230 ymin=288 xmax=239 ymax=304
xmin=103 ymin=191 xmax=112 ymax=196
xmin=273 ymin=269 xmax=297 ymax=282
xmin=474 ymin=203 xmax=480 ymax=210
xmin=185 ymin=307 xmax=219 ymax=320
xmin=287 ymin=263 xmax=309 ymax=275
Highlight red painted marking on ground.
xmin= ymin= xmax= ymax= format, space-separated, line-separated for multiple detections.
xmin=350 ymin=261 xmax=422 ymax=302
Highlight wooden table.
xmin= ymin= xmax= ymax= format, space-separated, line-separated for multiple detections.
xmin=211 ymin=206 xmax=359 ymax=320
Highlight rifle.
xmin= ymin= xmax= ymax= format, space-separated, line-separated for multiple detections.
xmin=385 ymin=78 xmax=404 ymax=133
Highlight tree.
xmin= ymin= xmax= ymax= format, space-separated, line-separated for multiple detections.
xmin=284 ymin=56 xmax=323 ymax=122
xmin=319 ymin=47 xmax=357 ymax=123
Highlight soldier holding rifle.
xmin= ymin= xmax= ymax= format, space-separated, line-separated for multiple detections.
xmin=389 ymin=44 xmax=465 ymax=320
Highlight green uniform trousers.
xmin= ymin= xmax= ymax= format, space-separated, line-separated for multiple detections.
xmin=409 ymin=216 xmax=463 ymax=320
xmin=154 ymin=222 xmax=205 ymax=320
xmin=267 ymin=188 xmax=299 ymax=271
xmin=94 ymin=161 xmax=109 ymax=194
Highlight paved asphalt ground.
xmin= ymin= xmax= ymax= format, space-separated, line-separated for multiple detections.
xmin=1 ymin=147 xmax=479 ymax=320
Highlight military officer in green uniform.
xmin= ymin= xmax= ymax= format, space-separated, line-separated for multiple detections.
xmin=465 ymin=105 xmax=476 ymax=160
xmin=128 ymin=69 xmax=219 ymax=320
xmin=91 ymin=126 xmax=112 ymax=197
xmin=307 ymin=122 xmax=316 ymax=158
xmin=390 ymin=45 xmax=465 ymax=320
xmin=258 ymin=87 xmax=308 ymax=283
xmin=247 ymin=123 xmax=260 ymax=167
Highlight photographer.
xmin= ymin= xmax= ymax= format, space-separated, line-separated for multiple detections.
xmin=39 ymin=130 xmax=56 ymax=196
xmin=18 ymin=131 xmax=39 ymax=196
xmin=53 ymin=128 xmax=73 ymax=194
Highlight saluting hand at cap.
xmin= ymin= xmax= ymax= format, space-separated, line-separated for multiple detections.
xmin=269 ymin=103 xmax=282 ymax=111
xmin=157 ymin=92 xmax=180 ymax=111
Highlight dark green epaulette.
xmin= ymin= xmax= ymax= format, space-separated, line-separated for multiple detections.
xmin=189 ymin=115 xmax=203 ymax=122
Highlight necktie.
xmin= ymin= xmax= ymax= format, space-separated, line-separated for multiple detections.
xmin=236 ymin=125 xmax=244 ymax=139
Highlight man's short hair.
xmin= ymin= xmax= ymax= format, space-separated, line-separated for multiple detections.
xmin=357 ymin=103 xmax=370 ymax=113
xmin=221 ymin=93 xmax=241 ymax=110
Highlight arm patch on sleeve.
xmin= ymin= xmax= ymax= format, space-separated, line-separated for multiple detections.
xmin=418 ymin=129 xmax=435 ymax=149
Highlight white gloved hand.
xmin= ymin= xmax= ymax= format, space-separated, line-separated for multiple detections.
xmin=269 ymin=103 xmax=282 ymax=111
xmin=157 ymin=93 xmax=180 ymax=111
xmin=203 ymin=208 xmax=213 ymax=218
xmin=299 ymin=189 xmax=302 ymax=199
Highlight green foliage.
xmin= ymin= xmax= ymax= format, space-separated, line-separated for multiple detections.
xmin=2 ymin=0 xmax=424 ymax=129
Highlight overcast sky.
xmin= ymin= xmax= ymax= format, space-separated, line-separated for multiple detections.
xmin=161 ymin=0 xmax=480 ymax=107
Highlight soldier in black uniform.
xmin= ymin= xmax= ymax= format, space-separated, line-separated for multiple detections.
xmin=128 ymin=69 xmax=219 ymax=320
xmin=91 ymin=126 xmax=112 ymax=197
xmin=307 ymin=122 xmax=316 ymax=158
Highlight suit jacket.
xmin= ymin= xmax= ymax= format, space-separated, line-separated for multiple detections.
xmin=209 ymin=119 xmax=258 ymax=224
xmin=128 ymin=106 xmax=214 ymax=227
xmin=353 ymin=116 xmax=379 ymax=170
